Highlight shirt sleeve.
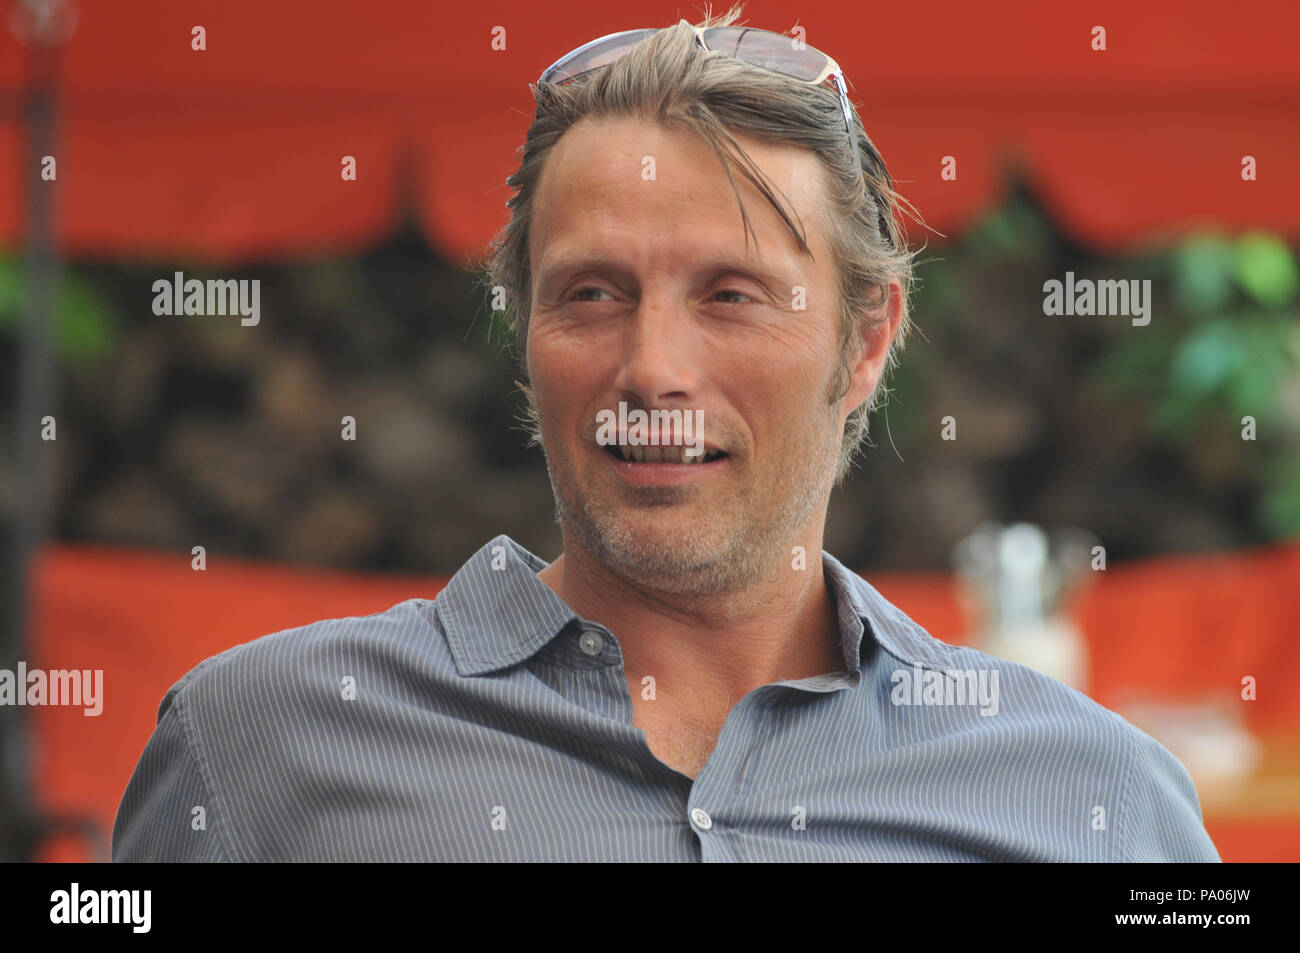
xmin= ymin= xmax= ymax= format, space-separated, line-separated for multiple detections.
xmin=112 ymin=681 xmax=232 ymax=862
xmin=1120 ymin=725 xmax=1222 ymax=862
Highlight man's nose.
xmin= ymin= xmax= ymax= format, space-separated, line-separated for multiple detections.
xmin=611 ymin=296 xmax=702 ymax=404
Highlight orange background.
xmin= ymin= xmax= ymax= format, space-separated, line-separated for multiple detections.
xmin=2 ymin=0 xmax=1298 ymax=261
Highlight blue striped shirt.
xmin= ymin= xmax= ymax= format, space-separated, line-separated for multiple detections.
xmin=113 ymin=534 xmax=1220 ymax=861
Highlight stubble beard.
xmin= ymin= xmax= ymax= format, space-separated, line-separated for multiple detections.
xmin=542 ymin=417 xmax=839 ymax=598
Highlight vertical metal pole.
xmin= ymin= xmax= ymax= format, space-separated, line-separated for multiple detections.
xmin=2 ymin=0 xmax=72 ymax=862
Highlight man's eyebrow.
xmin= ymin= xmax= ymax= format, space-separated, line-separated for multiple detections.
xmin=535 ymin=254 xmax=629 ymax=284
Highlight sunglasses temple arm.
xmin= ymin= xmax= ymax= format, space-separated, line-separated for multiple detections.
xmin=833 ymin=73 xmax=861 ymax=171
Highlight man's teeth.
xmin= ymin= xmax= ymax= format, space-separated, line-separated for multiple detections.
xmin=616 ymin=445 xmax=714 ymax=463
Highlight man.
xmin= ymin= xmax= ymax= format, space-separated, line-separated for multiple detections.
xmin=113 ymin=10 xmax=1220 ymax=862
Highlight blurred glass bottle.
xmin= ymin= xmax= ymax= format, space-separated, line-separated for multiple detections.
xmin=953 ymin=522 xmax=1096 ymax=692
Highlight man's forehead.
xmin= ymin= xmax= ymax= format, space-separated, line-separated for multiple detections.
xmin=531 ymin=117 xmax=827 ymax=270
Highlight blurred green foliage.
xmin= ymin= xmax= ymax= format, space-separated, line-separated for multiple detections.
xmin=888 ymin=191 xmax=1299 ymax=541
xmin=1095 ymin=231 xmax=1300 ymax=538
xmin=0 ymin=256 xmax=119 ymax=363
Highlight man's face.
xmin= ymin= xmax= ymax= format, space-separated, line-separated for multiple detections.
xmin=527 ymin=116 xmax=893 ymax=595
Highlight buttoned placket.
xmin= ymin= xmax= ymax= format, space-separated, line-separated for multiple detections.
xmin=565 ymin=618 xmax=857 ymax=861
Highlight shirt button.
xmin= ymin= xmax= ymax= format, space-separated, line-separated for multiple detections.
xmin=690 ymin=808 xmax=713 ymax=830
xmin=578 ymin=630 xmax=604 ymax=656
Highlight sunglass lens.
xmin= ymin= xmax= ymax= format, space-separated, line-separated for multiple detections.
xmin=542 ymin=30 xmax=657 ymax=83
xmin=701 ymin=27 xmax=830 ymax=82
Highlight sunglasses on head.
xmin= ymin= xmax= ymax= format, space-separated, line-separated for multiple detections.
xmin=539 ymin=23 xmax=862 ymax=173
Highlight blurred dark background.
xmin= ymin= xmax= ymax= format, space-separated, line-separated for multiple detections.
xmin=3 ymin=178 xmax=1296 ymax=575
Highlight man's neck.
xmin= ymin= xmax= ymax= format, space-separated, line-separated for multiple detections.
xmin=536 ymin=537 xmax=846 ymax=707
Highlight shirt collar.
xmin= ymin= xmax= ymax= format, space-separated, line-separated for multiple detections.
xmin=436 ymin=534 xmax=942 ymax=677
xmin=820 ymin=549 xmax=950 ymax=671
xmin=436 ymin=535 xmax=580 ymax=677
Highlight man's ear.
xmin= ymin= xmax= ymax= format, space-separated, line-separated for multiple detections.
xmin=841 ymin=278 xmax=904 ymax=415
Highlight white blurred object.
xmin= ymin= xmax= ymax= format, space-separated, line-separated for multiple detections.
xmin=1118 ymin=698 xmax=1262 ymax=796
xmin=9 ymin=0 xmax=79 ymax=45
xmin=953 ymin=522 xmax=1094 ymax=692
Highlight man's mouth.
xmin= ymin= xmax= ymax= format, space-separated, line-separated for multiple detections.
xmin=600 ymin=444 xmax=728 ymax=464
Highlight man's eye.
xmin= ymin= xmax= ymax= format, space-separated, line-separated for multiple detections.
xmin=567 ymin=287 xmax=752 ymax=304
xmin=570 ymin=287 xmax=613 ymax=302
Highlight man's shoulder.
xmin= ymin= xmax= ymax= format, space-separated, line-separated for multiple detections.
xmin=845 ymin=566 xmax=1133 ymax=741
xmin=845 ymin=566 xmax=1173 ymax=797
xmin=852 ymin=577 xmax=1217 ymax=860
xmin=158 ymin=597 xmax=440 ymax=714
